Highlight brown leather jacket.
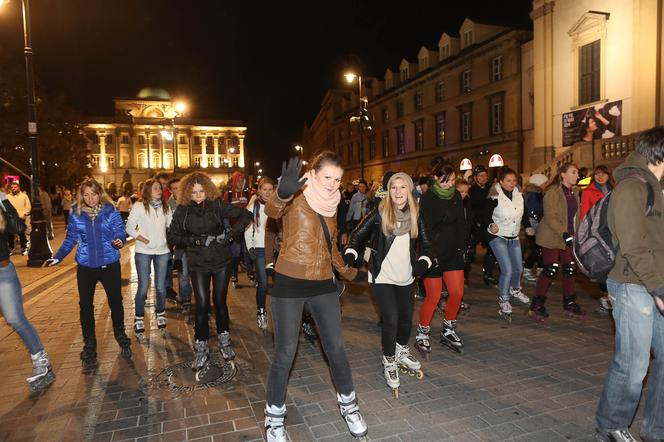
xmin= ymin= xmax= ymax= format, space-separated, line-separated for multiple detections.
xmin=265 ymin=192 xmax=357 ymax=282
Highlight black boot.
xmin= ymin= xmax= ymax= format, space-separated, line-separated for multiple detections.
xmin=483 ymin=271 xmax=498 ymax=287
xmin=563 ymin=294 xmax=584 ymax=316
xmin=80 ymin=335 xmax=97 ymax=364
xmin=530 ymin=296 xmax=549 ymax=318
xmin=114 ymin=327 xmax=132 ymax=358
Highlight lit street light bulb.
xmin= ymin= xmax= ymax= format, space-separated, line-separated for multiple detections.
xmin=294 ymin=145 xmax=302 ymax=152
xmin=175 ymin=102 xmax=186 ymax=114
xmin=344 ymin=73 xmax=357 ymax=83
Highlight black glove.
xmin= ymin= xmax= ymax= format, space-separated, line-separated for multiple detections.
xmin=352 ymin=270 xmax=368 ymax=283
xmin=412 ymin=259 xmax=430 ymax=277
xmin=562 ymin=232 xmax=573 ymax=246
xmin=343 ymin=250 xmax=357 ymax=267
xmin=651 ymin=286 xmax=664 ymax=315
xmin=277 ymin=157 xmax=308 ymax=199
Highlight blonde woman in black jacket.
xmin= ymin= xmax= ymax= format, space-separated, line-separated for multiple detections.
xmin=344 ymin=173 xmax=434 ymax=397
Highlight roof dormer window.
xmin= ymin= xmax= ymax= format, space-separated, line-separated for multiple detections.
xmin=463 ymin=29 xmax=474 ymax=47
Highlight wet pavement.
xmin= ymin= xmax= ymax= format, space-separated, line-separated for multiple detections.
xmin=0 ymin=222 xmax=649 ymax=441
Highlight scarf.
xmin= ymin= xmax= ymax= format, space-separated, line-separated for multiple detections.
xmin=430 ymin=181 xmax=455 ymax=200
xmin=81 ymin=203 xmax=102 ymax=221
xmin=150 ymin=199 xmax=163 ymax=210
xmin=253 ymin=198 xmax=265 ymax=228
xmin=302 ymin=170 xmax=340 ymax=217
xmin=393 ymin=205 xmax=411 ymax=236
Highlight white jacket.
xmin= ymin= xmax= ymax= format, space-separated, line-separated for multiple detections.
xmin=490 ymin=184 xmax=524 ymax=238
xmin=244 ymin=198 xmax=267 ymax=249
xmin=7 ymin=191 xmax=31 ymax=219
xmin=126 ymin=201 xmax=173 ymax=255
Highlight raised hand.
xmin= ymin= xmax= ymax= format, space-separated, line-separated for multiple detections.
xmin=277 ymin=157 xmax=308 ymax=199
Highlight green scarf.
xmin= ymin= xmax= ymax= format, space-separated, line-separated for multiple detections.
xmin=430 ymin=181 xmax=455 ymax=200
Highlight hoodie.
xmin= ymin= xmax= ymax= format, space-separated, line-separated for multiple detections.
xmin=608 ymin=151 xmax=664 ymax=293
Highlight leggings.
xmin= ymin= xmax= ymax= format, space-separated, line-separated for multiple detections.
xmin=266 ymin=291 xmax=354 ymax=407
xmin=535 ymin=246 xmax=575 ymax=298
xmin=419 ymin=270 xmax=465 ymax=325
xmin=371 ymin=283 xmax=415 ymax=356
xmin=190 ymin=264 xmax=231 ymax=341
xmin=77 ymin=262 xmax=125 ymax=340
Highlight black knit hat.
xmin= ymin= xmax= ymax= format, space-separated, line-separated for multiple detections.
xmin=418 ymin=176 xmax=429 ymax=186
xmin=473 ymin=165 xmax=488 ymax=175
xmin=382 ymin=171 xmax=396 ymax=190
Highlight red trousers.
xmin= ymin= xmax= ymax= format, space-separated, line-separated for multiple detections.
xmin=419 ymin=270 xmax=465 ymax=326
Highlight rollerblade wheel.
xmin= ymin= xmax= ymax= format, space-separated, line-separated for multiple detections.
xmin=415 ymin=370 xmax=424 ymax=380
xmin=29 ymin=371 xmax=55 ymax=393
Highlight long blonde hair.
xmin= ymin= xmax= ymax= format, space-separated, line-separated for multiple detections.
xmin=75 ymin=179 xmax=114 ymax=215
xmin=378 ymin=173 xmax=419 ymax=238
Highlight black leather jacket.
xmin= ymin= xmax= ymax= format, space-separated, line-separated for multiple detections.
xmin=0 ymin=199 xmax=23 ymax=261
xmin=345 ymin=207 xmax=434 ymax=280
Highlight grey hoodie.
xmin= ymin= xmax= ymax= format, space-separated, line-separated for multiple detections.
xmin=608 ymin=151 xmax=664 ymax=293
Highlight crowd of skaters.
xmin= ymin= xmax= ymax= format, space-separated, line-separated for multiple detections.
xmin=1 ymin=127 xmax=664 ymax=441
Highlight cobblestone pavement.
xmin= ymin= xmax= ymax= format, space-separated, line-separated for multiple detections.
xmin=0 ymin=234 xmax=648 ymax=441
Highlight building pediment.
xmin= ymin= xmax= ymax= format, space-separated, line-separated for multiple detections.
xmin=568 ymin=11 xmax=610 ymax=37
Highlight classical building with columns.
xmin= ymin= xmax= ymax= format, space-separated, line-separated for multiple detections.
xmin=83 ymin=88 xmax=247 ymax=191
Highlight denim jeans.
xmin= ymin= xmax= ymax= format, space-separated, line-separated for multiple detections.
xmin=0 ymin=262 xmax=44 ymax=355
xmin=134 ymin=252 xmax=170 ymax=316
xmin=175 ymin=249 xmax=192 ymax=303
xmin=266 ymin=291 xmax=354 ymax=407
xmin=596 ymin=278 xmax=664 ymax=439
xmin=489 ymin=236 xmax=523 ymax=300
xmin=253 ymin=248 xmax=267 ymax=309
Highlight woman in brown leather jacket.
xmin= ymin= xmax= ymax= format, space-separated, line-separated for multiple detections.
xmin=263 ymin=151 xmax=367 ymax=442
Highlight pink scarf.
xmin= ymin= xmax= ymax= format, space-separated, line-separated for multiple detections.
xmin=302 ymin=170 xmax=340 ymax=217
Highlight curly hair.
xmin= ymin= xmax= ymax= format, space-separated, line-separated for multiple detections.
xmin=177 ymin=172 xmax=220 ymax=205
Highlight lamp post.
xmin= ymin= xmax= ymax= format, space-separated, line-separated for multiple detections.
xmin=344 ymin=72 xmax=368 ymax=181
xmin=1 ymin=0 xmax=53 ymax=265
xmin=171 ymin=101 xmax=186 ymax=172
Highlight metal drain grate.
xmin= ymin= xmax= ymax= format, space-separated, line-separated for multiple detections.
xmin=144 ymin=354 xmax=239 ymax=393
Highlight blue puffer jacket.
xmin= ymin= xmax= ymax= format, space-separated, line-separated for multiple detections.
xmin=54 ymin=204 xmax=126 ymax=268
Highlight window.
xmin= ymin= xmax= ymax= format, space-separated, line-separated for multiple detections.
xmin=435 ymin=113 xmax=446 ymax=146
xmin=138 ymin=153 xmax=147 ymax=168
xmin=92 ymin=134 xmax=99 ymax=144
xmin=461 ymin=70 xmax=471 ymax=93
xmin=108 ymin=155 xmax=116 ymax=169
xmin=414 ymin=91 xmax=423 ymax=111
xmin=179 ymin=135 xmax=187 ymax=144
xmin=194 ymin=136 xmax=201 ymax=146
xmin=396 ymin=101 xmax=404 ymax=118
xmin=369 ymin=133 xmax=376 ymax=160
xmin=463 ymin=29 xmax=474 ymax=47
xmin=382 ymin=108 xmax=389 ymax=123
xmin=207 ymin=156 xmax=215 ymax=168
xmin=440 ymin=44 xmax=450 ymax=59
xmin=435 ymin=82 xmax=445 ymax=103
xmin=138 ymin=135 xmax=145 ymax=145
xmin=207 ymin=136 xmax=213 ymax=147
xmin=382 ymin=132 xmax=389 ymax=157
xmin=151 ymin=135 xmax=159 ymax=145
xmin=401 ymin=67 xmax=409 ymax=82
xmin=396 ymin=126 xmax=405 ymax=154
xmin=460 ymin=106 xmax=472 ymax=141
xmin=121 ymin=135 xmax=129 ymax=145
xmin=492 ymin=56 xmax=503 ymax=82
xmin=414 ymin=119 xmax=424 ymax=151
xmin=347 ymin=143 xmax=353 ymax=163
xmin=194 ymin=156 xmax=201 ymax=167
xmin=105 ymin=135 xmax=113 ymax=145
xmin=232 ymin=157 xmax=239 ymax=167
xmin=579 ymin=40 xmax=601 ymax=105
xmin=490 ymin=97 xmax=504 ymax=134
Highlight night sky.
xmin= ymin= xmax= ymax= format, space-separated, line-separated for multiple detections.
xmin=0 ymin=0 xmax=532 ymax=178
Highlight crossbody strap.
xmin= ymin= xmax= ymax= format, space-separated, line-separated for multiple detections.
xmin=317 ymin=214 xmax=333 ymax=255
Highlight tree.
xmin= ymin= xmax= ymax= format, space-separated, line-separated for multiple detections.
xmin=0 ymin=51 xmax=88 ymax=190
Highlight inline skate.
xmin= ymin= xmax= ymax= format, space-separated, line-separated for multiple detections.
xmin=264 ymin=404 xmax=287 ymax=442
xmin=337 ymin=391 xmax=368 ymax=440
xmin=156 ymin=311 xmax=168 ymax=337
xmin=191 ymin=340 xmax=210 ymax=381
xmin=510 ymin=287 xmax=530 ymax=305
xmin=134 ymin=316 xmax=146 ymax=343
xmin=440 ymin=319 xmax=464 ymax=354
xmin=257 ymin=308 xmax=268 ymax=334
xmin=114 ymin=326 xmax=132 ymax=358
xmin=218 ymin=331 xmax=236 ymax=369
xmin=528 ymin=296 xmax=549 ymax=324
xmin=26 ymin=350 xmax=55 ymax=393
xmin=381 ymin=355 xmax=400 ymax=398
xmin=395 ymin=342 xmax=423 ymax=379
xmin=498 ymin=298 xmax=513 ymax=323
xmin=415 ymin=324 xmax=431 ymax=358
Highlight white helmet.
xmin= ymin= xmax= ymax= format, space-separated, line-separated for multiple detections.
xmin=459 ymin=158 xmax=473 ymax=171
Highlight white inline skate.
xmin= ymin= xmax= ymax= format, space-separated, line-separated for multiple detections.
xmin=218 ymin=331 xmax=236 ymax=369
xmin=257 ymin=308 xmax=268 ymax=334
xmin=337 ymin=391 xmax=368 ymax=440
xmin=396 ymin=342 xmax=423 ymax=379
xmin=440 ymin=320 xmax=464 ymax=354
xmin=264 ymin=404 xmax=287 ymax=442
xmin=499 ymin=298 xmax=513 ymax=323
xmin=134 ymin=316 xmax=146 ymax=343
xmin=191 ymin=340 xmax=210 ymax=381
xmin=381 ymin=355 xmax=400 ymax=398
xmin=510 ymin=287 xmax=530 ymax=305
xmin=415 ymin=324 xmax=431 ymax=359
xmin=156 ymin=311 xmax=168 ymax=337
xmin=26 ymin=350 xmax=55 ymax=393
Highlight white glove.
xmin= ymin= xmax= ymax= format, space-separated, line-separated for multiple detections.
xmin=43 ymin=258 xmax=60 ymax=267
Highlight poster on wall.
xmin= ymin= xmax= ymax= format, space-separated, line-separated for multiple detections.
xmin=562 ymin=100 xmax=622 ymax=146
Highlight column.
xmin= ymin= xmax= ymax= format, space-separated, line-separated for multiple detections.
xmin=201 ymin=134 xmax=207 ymax=168
xmin=213 ymin=136 xmax=220 ymax=168
xmin=239 ymin=136 xmax=245 ymax=168
xmin=99 ymin=132 xmax=107 ymax=171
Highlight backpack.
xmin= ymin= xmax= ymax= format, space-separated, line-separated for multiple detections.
xmin=574 ymin=174 xmax=655 ymax=282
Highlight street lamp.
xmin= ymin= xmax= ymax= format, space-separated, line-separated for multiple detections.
xmin=345 ymin=71 xmax=369 ymax=181
xmin=294 ymin=145 xmax=303 ymax=158
xmin=1 ymin=0 xmax=52 ymax=265
xmin=171 ymin=101 xmax=186 ymax=171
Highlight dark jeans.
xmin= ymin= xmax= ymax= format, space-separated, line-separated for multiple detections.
xmin=8 ymin=228 xmax=27 ymax=251
xmin=190 ymin=264 xmax=231 ymax=341
xmin=253 ymin=248 xmax=267 ymax=309
xmin=266 ymin=291 xmax=354 ymax=407
xmin=371 ymin=283 xmax=415 ymax=356
xmin=77 ymin=261 xmax=125 ymax=339
xmin=63 ymin=210 xmax=70 ymax=227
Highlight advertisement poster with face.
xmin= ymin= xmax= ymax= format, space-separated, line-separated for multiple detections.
xmin=562 ymin=100 xmax=622 ymax=146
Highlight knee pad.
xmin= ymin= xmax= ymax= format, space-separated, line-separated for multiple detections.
xmin=563 ymin=262 xmax=576 ymax=277
xmin=542 ymin=263 xmax=559 ymax=279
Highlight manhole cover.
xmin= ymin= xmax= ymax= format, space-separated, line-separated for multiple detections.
xmin=143 ymin=354 xmax=239 ymax=393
